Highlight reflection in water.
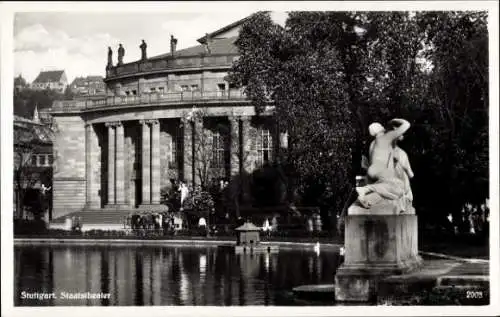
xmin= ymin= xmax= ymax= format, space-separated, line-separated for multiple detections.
xmin=264 ymin=252 xmax=270 ymax=272
xmin=178 ymin=252 xmax=189 ymax=304
xmin=15 ymin=245 xmax=341 ymax=306
xmin=199 ymin=254 xmax=207 ymax=284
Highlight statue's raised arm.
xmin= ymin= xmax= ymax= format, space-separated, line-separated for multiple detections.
xmin=384 ymin=118 xmax=410 ymax=142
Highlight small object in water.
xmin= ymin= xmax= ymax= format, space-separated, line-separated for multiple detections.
xmin=339 ymin=246 xmax=345 ymax=256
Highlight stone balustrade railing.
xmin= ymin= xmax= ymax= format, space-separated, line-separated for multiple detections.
xmin=51 ymin=89 xmax=247 ymax=112
xmin=106 ymin=54 xmax=238 ymax=78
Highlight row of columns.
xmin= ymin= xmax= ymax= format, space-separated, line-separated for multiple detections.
xmin=99 ymin=119 xmax=162 ymax=209
xmin=105 ymin=121 xmax=126 ymax=208
xmin=86 ymin=115 xmax=285 ymax=210
xmin=140 ymin=119 xmax=161 ymax=207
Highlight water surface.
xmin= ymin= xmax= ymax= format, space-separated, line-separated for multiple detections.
xmin=15 ymin=244 xmax=342 ymax=306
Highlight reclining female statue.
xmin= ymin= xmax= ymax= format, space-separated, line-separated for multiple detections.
xmin=355 ymin=118 xmax=413 ymax=211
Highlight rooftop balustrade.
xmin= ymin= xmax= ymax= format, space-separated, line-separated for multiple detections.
xmin=106 ymin=54 xmax=238 ymax=79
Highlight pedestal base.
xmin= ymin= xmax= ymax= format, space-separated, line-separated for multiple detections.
xmin=334 ymin=214 xmax=422 ymax=302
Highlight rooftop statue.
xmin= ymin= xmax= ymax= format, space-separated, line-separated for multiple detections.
xmin=140 ymin=40 xmax=147 ymax=60
xmin=118 ymin=44 xmax=125 ymax=65
xmin=107 ymin=47 xmax=113 ymax=69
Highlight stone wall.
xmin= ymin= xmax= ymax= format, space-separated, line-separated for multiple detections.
xmin=52 ymin=114 xmax=86 ymax=218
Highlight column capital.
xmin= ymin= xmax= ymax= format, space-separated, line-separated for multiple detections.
xmin=239 ymin=115 xmax=251 ymax=122
xmin=105 ymin=121 xmax=122 ymax=127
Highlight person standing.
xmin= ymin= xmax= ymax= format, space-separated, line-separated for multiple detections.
xmin=179 ymin=181 xmax=189 ymax=210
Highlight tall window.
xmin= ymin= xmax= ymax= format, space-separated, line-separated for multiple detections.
xmin=257 ymin=128 xmax=272 ymax=166
xmin=211 ymin=131 xmax=226 ymax=168
xmin=39 ymin=154 xmax=46 ymax=166
xmin=170 ymin=133 xmax=178 ymax=167
xmin=169 ymin=125 xmax=182 ymax=170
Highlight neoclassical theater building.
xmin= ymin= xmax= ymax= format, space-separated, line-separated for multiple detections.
xmin=47 ymin=16 xmax=288 ymax=225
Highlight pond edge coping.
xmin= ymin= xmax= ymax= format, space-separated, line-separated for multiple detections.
xmin=13 ymin=238 xmax=342 ymax=250
xmin=13 ymin=239 xmax=489 ymax=263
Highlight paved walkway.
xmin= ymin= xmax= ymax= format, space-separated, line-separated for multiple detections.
xmin=447 ymin=261 xmax=489 ymax=275
xmin=383 ymin=259 xmax=489 ymax=282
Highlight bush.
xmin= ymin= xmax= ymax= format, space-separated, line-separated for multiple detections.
xmin=14 ymin=219 xmax=47 ymax=235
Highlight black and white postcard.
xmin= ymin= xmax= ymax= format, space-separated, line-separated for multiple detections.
xmin=1 ymin=1 xmax=499 ymax=317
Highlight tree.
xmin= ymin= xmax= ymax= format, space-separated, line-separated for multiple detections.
xmin=411 ymin=11 xmax=489 ymax=228
xmin=182 ymin=186 xmax=215 ymax=236
xmin=13 ymin=128 xmax=47 ymax=219
xmin=183 ymin=107 xmax=229 ymax=190
xmin=64 ymin=85 xmax=76 ymax=99
xmin=14 ymin=87 xmax=65 ymax=119
xmin=230 ymin=11 xmax=356 ymax=220
xmin=229 ymin=11 xmax=489 ymax=231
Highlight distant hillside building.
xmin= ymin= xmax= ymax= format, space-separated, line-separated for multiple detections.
xmin=31 ymin=70 xmax=68 ymax=93
xmin=69 ymin=76 xmax=106 ymax=96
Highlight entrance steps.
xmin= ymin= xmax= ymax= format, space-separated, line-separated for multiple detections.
xmin=49 ymin=209 xmax=134 ymax=231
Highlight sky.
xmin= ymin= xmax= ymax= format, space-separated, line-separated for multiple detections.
xmin=14 ymin=11 xmax=288 ymax=84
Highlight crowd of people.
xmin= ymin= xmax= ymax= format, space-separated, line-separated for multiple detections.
xmin=119 ymin=177 xmax=325 ymax=236
xmin=125 ymin=211 xmax=184 ymax=235
xmin=448 ymin=199 xmax=490 ymax=236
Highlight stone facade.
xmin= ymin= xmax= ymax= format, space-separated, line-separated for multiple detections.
xmin=48 ymin=17 xmax=289 ymax=221
xmin=52 ymin=115 xmax=86 ymax=219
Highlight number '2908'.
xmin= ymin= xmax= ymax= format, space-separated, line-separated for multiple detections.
xmin=466 ymin=290 xmax=483 ymax=299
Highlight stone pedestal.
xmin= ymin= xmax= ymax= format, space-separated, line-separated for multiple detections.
xmin=334 ymin=214 xmax=422 ymax=302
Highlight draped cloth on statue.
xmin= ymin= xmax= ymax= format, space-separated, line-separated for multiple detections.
xmin=351 ymin=145 xmax=415 ymax=215
xmin=393 ymin=146 xmax=414 ymax=213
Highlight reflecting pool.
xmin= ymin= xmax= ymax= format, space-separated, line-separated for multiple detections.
xmin=15 ymin=245 xmax=343 ymax=306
